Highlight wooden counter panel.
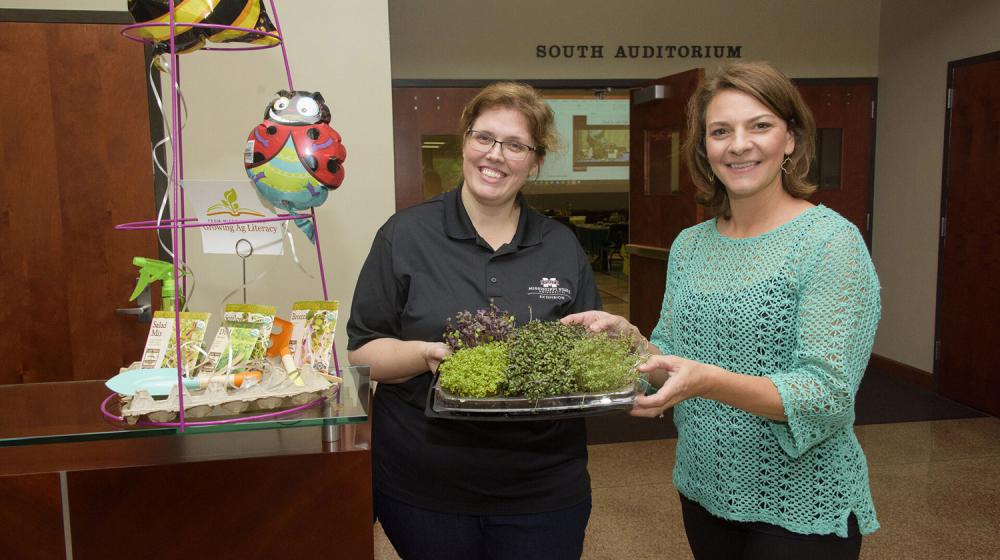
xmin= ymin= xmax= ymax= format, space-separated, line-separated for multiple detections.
xmin=67 ymin=450 xmax=373 ymax=559
xmin=0 ymin=473 xmax=65 ymax=560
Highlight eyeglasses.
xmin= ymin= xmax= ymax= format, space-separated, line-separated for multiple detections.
xmin=465 ymin=130 xmax=537 ymax=161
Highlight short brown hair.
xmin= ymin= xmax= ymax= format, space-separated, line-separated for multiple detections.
xmin=682 ymin=61 xmax=817 ymax=217
xmin=459 ymin=82 xmax=557 ymax=158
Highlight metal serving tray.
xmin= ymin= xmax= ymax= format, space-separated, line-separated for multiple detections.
xmin=425 ymin=373 xmax=644 ymax=421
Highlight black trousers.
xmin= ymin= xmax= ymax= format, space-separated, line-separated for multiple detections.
xmin=375 ymin=489 xmax=591 ymax=560
xmin=680 ymin=494 xmax=862 ymax=560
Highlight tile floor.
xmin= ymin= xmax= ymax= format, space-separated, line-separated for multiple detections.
xmin=375 ymin=416 xmax=1000 ymax=559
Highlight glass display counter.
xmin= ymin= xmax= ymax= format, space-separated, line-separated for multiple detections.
xmin=0 ymin=365 xmax=374 ymax=559
xmin=0 ymin=366 xmax=369 ymax=447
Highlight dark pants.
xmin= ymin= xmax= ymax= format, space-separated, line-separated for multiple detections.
xmin=680 ymin=494 xmax=862 ymax=560
xmin=374 ymin=489 xmax=591 ymax=560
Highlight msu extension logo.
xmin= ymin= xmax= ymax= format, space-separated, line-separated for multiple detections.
xmin=529 ymin=277 xmax=571 ymax=301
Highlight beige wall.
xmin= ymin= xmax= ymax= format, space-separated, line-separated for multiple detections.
xmin=389 ymin=0 xmax=880 ymax=79
xmin=6 ymin=0 xmax=397 ymax=361
xmin=873 ymin=0 xmax=1000 ymax=371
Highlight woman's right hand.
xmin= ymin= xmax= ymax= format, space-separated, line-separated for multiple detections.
xmin=348 ymin=339 xmax=452 ymax=384
xmin=422 ymin=341 xmax=452 ymax=374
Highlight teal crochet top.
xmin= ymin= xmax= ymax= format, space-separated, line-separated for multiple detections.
xmin=651 ymin=205 xmax=881 ymax=537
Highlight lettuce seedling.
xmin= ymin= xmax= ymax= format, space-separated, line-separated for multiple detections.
xmin=569 ymin=331 xmax=642 ymax=392
xmin=504 ymin=320 xmax=587 ymax=399
xmin=438 ymin=342 xmax=508 ymax=398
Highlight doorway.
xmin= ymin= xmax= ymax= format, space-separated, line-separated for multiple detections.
xmin=795 ymin=79 xmax=877 ymax=245
xmin=627 ymin=70 xmax=705 ymax=336
xmin=935 ymin=51 xmax=1000 ymax=416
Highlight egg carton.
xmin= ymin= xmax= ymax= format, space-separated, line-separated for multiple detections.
xmin=118 ymin=363 xmax=340 ymax=425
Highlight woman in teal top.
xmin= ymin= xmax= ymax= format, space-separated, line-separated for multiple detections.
xmin=565 ymin=62 xmax=880 ymax=560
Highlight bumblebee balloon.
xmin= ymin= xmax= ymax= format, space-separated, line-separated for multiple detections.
xmin=128 ymin=0 xmax=280 ymax=62
xmin=244 ymin=90 xmax=347 ymax=243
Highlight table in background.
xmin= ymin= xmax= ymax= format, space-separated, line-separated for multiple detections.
xmin=575 ymin=222 xmax=628 ymax=272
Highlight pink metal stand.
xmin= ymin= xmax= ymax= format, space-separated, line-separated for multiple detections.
xmin=114 ymin=1 xmax=339 ymax=431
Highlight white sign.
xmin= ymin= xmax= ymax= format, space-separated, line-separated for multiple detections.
xmin=535 ymin=99 xmax=630 ymax=183
xmin=184 ymin=179 xmax=285 ymax=256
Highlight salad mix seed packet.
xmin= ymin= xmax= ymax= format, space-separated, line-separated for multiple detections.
xmin=140 ymin=311 xmax=211 ymax=374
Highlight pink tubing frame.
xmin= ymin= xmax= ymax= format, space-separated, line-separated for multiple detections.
xmin=99 ymin=392 xmax=327 ymax=428
xmin=112 ymin=1 xmax=341 ymax=431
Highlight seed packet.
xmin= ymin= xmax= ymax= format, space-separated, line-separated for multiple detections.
xmin=140 ymin=311 xmax=211 ymax=374
xmin=222 ymin=303 xmax=276 ymax=361
xmin=288 ymin=301 xmax=339 ymax=375
xmin=201 ymin=320 xmax=265 ymax=375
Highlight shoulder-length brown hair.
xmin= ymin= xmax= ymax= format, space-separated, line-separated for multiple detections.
xmin=682 ymin=61 xmax=817 ymax=218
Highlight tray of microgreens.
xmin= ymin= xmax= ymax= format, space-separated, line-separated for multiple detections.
xmin=426 ymin=305 xmax=648 ymax=420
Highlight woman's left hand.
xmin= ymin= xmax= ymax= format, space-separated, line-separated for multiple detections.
xmin=631 ymin=355 xmax=718 ymax=418
xmin=561 ymin=310 xmax=634 ymax=336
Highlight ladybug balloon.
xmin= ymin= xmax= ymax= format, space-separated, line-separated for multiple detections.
xmin=244 ymin=90 xmax=347 ymax=243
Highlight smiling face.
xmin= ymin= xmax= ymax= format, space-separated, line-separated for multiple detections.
xmin=461 ymin=106 xmax=540 ymax=208
xmin=704 ymin=89 xmax=795 ymax=203
xmin=267 ymin=91 xmax=327 ymax=125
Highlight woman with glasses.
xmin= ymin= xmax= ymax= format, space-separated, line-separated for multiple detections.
xmin=564 ymin=62 xmax=881 ymax=560
xmin=348 ymin=82 xmax=600 ymax=560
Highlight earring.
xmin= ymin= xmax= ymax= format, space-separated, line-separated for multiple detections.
xmin=707 ymin=169 xmax=715 ymax=183
xmin=781 ymin=156 xmax=791 ymax=174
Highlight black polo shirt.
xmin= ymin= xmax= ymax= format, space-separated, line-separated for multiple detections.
xmin=348 ymin=186 xmax=601 ymax=515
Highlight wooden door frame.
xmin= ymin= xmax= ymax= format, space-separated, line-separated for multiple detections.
xmin=625 ymin=69 xmax=705 ymax=336
xmin=933 ymin=50 xmax=1000 ymax=391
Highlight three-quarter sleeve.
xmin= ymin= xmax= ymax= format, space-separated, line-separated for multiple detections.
xmin=346 ymin=226 xmax=406 ymax=351
xmin=767 ymin=225 xmax=881 ymax=458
